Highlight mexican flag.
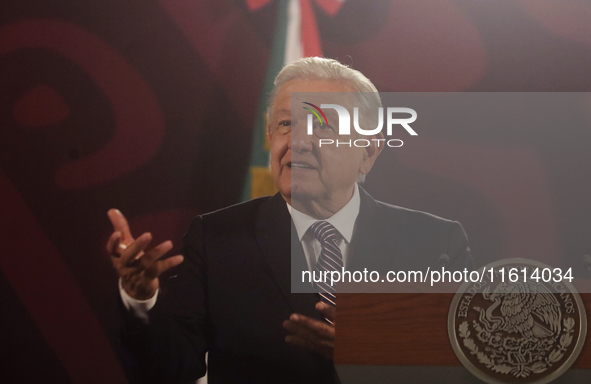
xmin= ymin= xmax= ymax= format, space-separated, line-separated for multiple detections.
xmin=242 ymin=0 xmax=344 ymax=201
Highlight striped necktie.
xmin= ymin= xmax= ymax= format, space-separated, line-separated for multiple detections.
xmin=310 ymin=221 xmax=344 ymax=312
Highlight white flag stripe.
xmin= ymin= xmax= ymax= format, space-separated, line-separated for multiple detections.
xmin=284 ymin=0 xmax=303 ymax=65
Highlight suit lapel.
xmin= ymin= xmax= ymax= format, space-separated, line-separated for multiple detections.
xmin=255 ymin=193 xmax=318 ymax=318
xmin=254 ymin=189 xmax=396 ymax=316
xmin=348 ymin=187 xmax=398 ymax=273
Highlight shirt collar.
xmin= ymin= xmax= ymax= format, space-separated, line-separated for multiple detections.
xmin=287 ymin=184 xmax=360 ymax=243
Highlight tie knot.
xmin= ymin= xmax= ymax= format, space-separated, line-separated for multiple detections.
xmin=310 ymin=221 xmax=338 ymax=243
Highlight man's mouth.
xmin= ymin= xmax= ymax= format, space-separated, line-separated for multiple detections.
xmin=289 ymin=162 xmax=315 ymax=170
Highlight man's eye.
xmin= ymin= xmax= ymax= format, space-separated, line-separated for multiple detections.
xmin=279 ymin=120 xmax=291 ymax=127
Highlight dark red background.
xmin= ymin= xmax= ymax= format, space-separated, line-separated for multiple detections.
xmin=1 ymin=0 xmax=591 ymax=382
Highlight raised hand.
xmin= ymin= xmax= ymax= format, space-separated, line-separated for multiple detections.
xmin=106 ymin=209 xmax=183 ymax=300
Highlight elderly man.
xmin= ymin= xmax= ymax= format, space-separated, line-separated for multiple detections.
xmin=108 ymin=57 xmax=472 ymax=384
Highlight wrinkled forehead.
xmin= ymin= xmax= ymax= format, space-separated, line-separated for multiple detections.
xmin=270 ymin=77 xmax=357 ymax=116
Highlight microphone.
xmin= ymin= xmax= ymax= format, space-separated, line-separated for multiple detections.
xmin=439 ymin=254 xmax=449 ymax=269
xmin=583 ymin=255 xmax=591 ymax=280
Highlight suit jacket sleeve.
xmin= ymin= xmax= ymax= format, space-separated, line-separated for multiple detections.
xmin=118 ymin=216 xmax=208 ymax=384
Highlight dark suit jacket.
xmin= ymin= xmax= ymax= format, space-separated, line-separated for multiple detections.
xmin=119 ymin=188 xmax=472 ymax=384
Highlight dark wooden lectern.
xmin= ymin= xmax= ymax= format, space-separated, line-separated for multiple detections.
xmin=334 ymin=285 xmax=591 ymax=383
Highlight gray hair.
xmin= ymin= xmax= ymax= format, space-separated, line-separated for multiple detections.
xmin=267 ymin=57 xmax=382 ymax=183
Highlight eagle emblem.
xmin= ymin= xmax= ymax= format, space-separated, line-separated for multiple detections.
xmin=449 ymin=259 xmax=586 ymax=383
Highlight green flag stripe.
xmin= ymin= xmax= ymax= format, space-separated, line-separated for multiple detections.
xmin=241 ymin=0 xmax=290 ymax=201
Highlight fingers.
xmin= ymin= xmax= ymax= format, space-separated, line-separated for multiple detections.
xmin=106 ymin=209 xmax=183 ymax=281
xmin=284 ymin=314 xmax=335 ymax=340
xmin=130 ymin=239 xmax=181 ymax=275
xmin=120 ymin=232 xmax=152 ymax=267
xmin=141 ymin=240 xmax=173 ymax=265
xmin=283 ymin=314 xmax=335 ymax=358
xmin=145 ymin=255 xmax=184 ymax=279
xmin=315 ymin=302 xmax=336 ymax=323
xmin=285 ymin=334 xmax=334 ymax=357
xmin=115 ymin=236 xmax=183 ymax=278
xmin=107 ymin=209 xmax=134 ymax=243
xmin=106 ymin=231 xmax=122 ymax=255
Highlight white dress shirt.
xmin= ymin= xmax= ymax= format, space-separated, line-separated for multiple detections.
xmin=120 ymin=183 xmax=362 ymax=316
xmin=288 ymin=183 xmax=360 ymax=272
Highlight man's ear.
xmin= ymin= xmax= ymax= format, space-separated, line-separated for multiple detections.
xmin=360 ymin=132 xmax=384 ymax=175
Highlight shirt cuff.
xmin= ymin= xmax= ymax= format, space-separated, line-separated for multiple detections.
xmin=119 ymin=278 xmax=158 ymax=322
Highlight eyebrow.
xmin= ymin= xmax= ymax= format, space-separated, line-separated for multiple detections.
xmin=272 ymin=109 xmax=291 ymax=120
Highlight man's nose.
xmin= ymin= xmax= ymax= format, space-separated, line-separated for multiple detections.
xmin=290 ymin=119 xmax=314 ymax=153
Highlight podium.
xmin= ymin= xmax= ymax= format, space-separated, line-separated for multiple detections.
xmin=334 ymin=282 xmax=591 ymax=383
